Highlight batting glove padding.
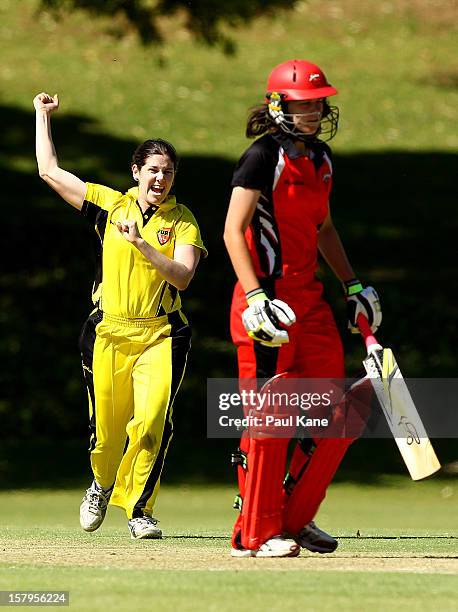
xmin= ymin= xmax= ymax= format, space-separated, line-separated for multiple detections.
xmin=344 ymin=279 xmax=382 ymax=334
xmin=242 ymin=289 xmax=296 ymax=347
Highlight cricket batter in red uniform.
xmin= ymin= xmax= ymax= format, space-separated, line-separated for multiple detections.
xmin=224 ymin=59 xmax=382 ymax=557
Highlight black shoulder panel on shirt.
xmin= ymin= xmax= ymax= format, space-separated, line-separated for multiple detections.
xmin=231 ymin=135 xmax=280 ymax=191
xmin=81 ymin=200 xmax=108 ymax=239
xmin=81 ymin=200 xmax=101 ymax=224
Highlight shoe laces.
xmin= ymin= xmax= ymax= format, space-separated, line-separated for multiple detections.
xmin=130 ymin=515 xmax=159 ymax=527
xmin=84 ymin=487 xmax=109 ymax=513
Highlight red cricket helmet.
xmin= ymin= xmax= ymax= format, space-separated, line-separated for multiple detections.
xmin=266 ymin=59 xmax=337 ymax=101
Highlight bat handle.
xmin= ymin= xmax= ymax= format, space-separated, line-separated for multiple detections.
xmin=357 ymin=314 xmax=382 ymax=353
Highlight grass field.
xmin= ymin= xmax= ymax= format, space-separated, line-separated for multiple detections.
xmin=1 ymin=480 xmax=457 ymax=610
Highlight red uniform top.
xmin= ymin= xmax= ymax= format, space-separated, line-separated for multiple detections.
xmin=231 ymin=133 xmax=333 ymax=286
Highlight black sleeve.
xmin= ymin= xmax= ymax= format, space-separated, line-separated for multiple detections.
xmin=231 ymin=140 xmax=276 ymax=191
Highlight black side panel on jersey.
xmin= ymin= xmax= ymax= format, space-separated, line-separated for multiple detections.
xmin=250 ymin=193 xmax=283 ymax=278
xmin=81 ymin=200 xmax=108 ymax=303
xmin=155 ymin=282 xmax=169 ymax=317
xmin=231 ymin=135 xmax=283 ymax=279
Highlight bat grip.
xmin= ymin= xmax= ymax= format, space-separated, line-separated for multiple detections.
xmin=357 ymin=314 xmax=382 ymax=352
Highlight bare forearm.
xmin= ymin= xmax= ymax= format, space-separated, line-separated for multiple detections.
xmin=35 ymin=111 xmax=58 ymax=177
xmin=223 ymin=229 xmax=261 ymax=293
xmin=33 ymin=93 xmax=86 ymax=208
xmin=318 ymin=224 xmax=356 ymax=282
xmin=134 ymin=238 xmax=194 ymax=291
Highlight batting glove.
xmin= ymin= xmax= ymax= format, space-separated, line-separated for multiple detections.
xmin=344 ymin=279 xmax=382 ymax=334
xmin=242 ymin=288 xmax=296 ymax=347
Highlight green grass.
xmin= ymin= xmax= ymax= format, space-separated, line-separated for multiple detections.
xmin=1 ymin=568 xmax=457 ymax=612
xmin=1 ymin=0 xmax=456 ymax=159
xmin=1 ymin=481 xmax=457 ymax=610
xmin=1 ymin=478 xmax=457 ymax=536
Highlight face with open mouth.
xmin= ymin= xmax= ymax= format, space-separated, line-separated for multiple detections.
xmin=132 ymin=153 xmax=175 ymax=207
xmin=286 ymin=98 xmax=324 ymax=136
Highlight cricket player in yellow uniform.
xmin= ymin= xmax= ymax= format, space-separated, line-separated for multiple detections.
xmin=34 ymin=92 xmax=207 ymax=539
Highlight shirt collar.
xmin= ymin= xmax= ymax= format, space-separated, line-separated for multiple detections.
xmin=272 ymin=132 xmax=304 ymax=160
xmin=271 ymin=133 xmax=325 ymax=168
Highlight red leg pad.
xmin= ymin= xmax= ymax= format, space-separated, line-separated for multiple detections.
xmin=282 ymin=437 xmax=353 ymax=535
xmin=240 ymin=437 xmax=290 ymax=550
xmin=230 ymin=433 xmax=249 ymax=549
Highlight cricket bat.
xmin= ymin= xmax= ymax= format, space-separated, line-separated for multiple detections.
xmin=357 ymin=314 xmax=441 ymax=480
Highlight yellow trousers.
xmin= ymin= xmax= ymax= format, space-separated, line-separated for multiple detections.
xmin=90 ymin=310 xmax=191 ymax=518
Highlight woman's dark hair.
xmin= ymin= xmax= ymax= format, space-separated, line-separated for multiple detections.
xmin=246 ymin=104 xmax=278 ymax=138
xmin=131 ymin=139 xmax=179 ymax=172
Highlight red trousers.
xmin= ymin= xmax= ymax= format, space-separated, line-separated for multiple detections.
xmin=230 ymin=277 xmax=354 ymax=550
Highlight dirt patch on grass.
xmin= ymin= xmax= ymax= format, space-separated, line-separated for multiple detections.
xmin=2 ymin=538 xmax=457 ymax=574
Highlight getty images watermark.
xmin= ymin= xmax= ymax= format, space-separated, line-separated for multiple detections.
xmin=208 ymin=377 xmax=361 ymax=439
xmin=207 ymin=377 xmax=458 ymax=439
xmin=218 ymin=385 xmax=333 ymax=430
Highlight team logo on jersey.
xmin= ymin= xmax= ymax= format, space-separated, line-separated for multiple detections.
xmin=157 ymin=227 xmax=172 ymax=245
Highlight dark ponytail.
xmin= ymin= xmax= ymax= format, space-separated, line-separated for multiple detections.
xmin=246 ymin=104 xmax=278 ymax=138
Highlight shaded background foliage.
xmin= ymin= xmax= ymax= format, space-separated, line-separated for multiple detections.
xmin=1 ymin=0 xmax=457 ymax=486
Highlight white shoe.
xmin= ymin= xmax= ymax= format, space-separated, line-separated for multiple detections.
xmin=128 ymin=515 xmax=162 ymax=540
xmin=230 ymin=547 xmax=255 ymax=558
xmin=79 ymin=481 xmax=111 ymax=532
xmin=256 ymin=536 xmax=300 ymax=557
xmin=231 ymin=535 xmax=300 ymax=558
xmin=296 ymin=521 xmax=338 ymax=553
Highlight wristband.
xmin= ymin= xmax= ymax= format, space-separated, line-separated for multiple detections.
xmin=343 ymin=279 xmax=363 ymax=296
xmin=246 ymin=288 xmax=268 ymax=305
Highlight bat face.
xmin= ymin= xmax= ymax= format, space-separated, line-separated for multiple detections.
xmin=363 ymin=348 xmax=422 ymax=442
xmin=363 ymin=347 xmax=441 ymax=480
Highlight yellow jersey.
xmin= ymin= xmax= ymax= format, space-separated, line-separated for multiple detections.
xmin=81 ymin=183 xmax=207 ymax=319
